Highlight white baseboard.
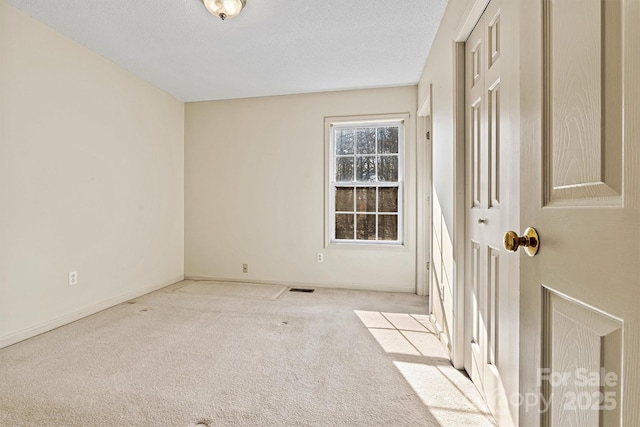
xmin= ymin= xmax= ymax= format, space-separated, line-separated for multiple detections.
xmin=184 ymin=275 xmax=416 ymax=294
xmin=0 ymin=275 xmax=184 ymax=350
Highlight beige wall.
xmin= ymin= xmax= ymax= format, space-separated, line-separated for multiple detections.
xmin=417 ymin=0 xmax=475 ymax=362
xmin=185 ymin=87 xmax=417 ymax=292
xmin=0 ymin=1 xmax=185 ymax=347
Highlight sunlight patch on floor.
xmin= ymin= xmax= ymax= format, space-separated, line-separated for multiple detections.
xmin=355 ymin=310 xmax=495 ymax=426
xmin=354 ymin=310 xmax=446 ymax=358
xmin=395 ymin=361 xmax=495 ymax=426
xmin=368 ymin=329 xmax=422 ymax=356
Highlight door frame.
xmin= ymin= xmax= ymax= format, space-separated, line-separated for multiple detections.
xmin=416 ymin=85 xmax=432 ymax=298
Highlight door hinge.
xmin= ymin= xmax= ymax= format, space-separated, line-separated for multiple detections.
xmin=426 ymin=131 xmax=431 ymax=140
xmin=426 ymin=261 xmax=430 ymax=270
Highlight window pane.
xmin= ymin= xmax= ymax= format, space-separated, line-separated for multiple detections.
xmin=335 ymin=187 xmax=354 ymax=212
xmin=378 ymin=156 xmax=398 ymax=182
xmin=377 ymin=127 xmax=398 ymax=154
xmin=356 ymin=214 xmax=376 ymax=240
xmin=378 ymin=187 xmax=398 ymax=212
xmin=356 ymin=156 xmax=376 ymax=182
xmin=356 ymin=187 xmax=376 ymax=212
xmin=378 ymin=215 xmax=398 ymax=240
xmin=335 ymin=214 xmax=354 ymax=240
xmin=356 ymin=128 xmax=376 ymax=154
xmin=335 ymin=157 xmax=354 ymax=182
xmin=336 ymin=129 xmax=355 ymax=155
xmin=330 ymin=120 xmax=404 ymax=244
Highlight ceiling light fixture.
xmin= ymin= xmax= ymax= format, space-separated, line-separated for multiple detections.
xmin=202 ymin=0 xmax=246 ymax=21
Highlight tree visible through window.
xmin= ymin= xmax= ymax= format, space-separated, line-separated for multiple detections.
xmin=330 ymin=120 xmax=403 ymax=243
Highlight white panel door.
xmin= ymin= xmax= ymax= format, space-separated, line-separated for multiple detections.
xmin=519 ymin=0 xmax=640 ymax=425
xmin=464 ymin=0 xmax=514 ymax=424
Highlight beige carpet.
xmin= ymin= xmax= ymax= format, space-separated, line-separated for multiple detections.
xmin=0 ymin=280 xmax=494 ymax=426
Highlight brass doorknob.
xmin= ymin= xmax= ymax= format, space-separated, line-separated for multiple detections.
xmin=503 ymin=227 xmax=540 ymax=256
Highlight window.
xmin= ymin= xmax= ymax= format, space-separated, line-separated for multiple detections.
xmin=329 ymin=119 xmax=404 ymax=244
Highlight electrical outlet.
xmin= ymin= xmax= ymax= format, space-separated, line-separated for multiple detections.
xmin=242 ymin=264 xmax=248 ymax=273
xmin=316 ymin=253 xmax=324 ymax=263
xmin=68 ymin=271 xmax=78 ymax=286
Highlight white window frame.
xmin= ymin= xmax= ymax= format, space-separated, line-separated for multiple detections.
xmin=325 ymin=115 xmax=406 ymax=246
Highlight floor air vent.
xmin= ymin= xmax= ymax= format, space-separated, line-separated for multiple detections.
xmin=289 ymin=288 xmax=315 ymax=293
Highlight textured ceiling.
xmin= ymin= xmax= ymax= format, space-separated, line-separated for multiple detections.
xmin=5 ymin=0 xmax=448 ymax=102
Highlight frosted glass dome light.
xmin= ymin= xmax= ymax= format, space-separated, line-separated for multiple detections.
xmin=202 ymin=0 xmax=246 ymax=21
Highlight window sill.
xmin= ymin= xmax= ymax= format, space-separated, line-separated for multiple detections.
xmin=326 ymin=241 xmax=407 ymax=251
